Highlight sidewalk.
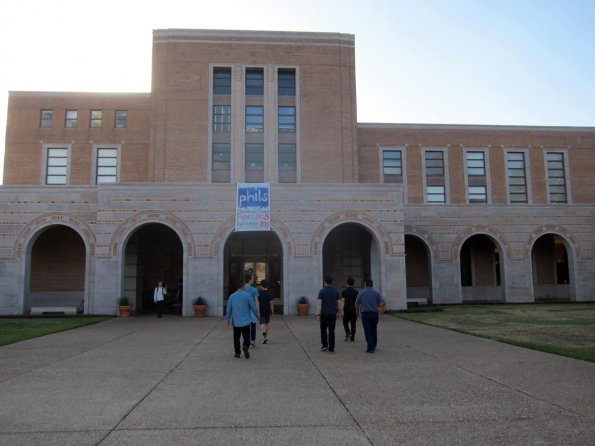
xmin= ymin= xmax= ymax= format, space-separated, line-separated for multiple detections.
xmin=0 ymin=314 xmax=594 ymax=445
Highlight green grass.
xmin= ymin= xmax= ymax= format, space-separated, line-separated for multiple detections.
xmin=392 ymin=303 xmax=595 ymax=363
xmin=0 ymin=316 xmax=112 ymax=346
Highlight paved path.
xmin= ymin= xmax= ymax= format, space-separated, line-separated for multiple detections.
xmin=1 ymin=315 xmax=594 ymax=445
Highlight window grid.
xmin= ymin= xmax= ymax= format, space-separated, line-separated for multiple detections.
xmin=96 ymin=148 xmax=118 ymax=184
xmin=278 ymin=106 xmax=296 ymax=133
xmin=115 ymin=110 xmax=127 ymax=128
xmin=547 ymin=152 xmax=567 ymax=203
xmin=246 ymin=106 xmax=264 ymax=133
xmin=465 ymin=151 xmax=485 ymax=176
xmin=245 ymin=144 xmax=264 ymax=171
xmin=507 ymin=152 xmax=528 ymax=203
xmin=278 ymin=69 xmax=296 ymax=96
xmin=426 ymin=186 xmax=446 ymax=203
xmin=65 ymin=110 xmax=78 ymax=128
xmin=424 ymin=151 xmax=444 ymax=176
xmin=40 ymin=110 xmax=53 ymax=128
xmin=212 ymin=143 xmax=231 ymax=183
xmin=213 ymin=105 xmax=231 ymax=132
xmin=245 ymin=68 xmax=264 ymax=95
xmin=213 ymin=68 xmax=232 ymax=94
xmin=90 ymin=110 xmax=102 ymax=128
xmin=46 ymin=148 xmax=68 ymax=185
xmin=278 ymin=143 xmax=296 ymax=172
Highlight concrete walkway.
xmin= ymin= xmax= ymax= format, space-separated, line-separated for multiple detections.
xmin=0 ymin=315 xmax=594 ymax=445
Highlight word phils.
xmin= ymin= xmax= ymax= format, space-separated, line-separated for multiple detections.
xmin=237 ymin=187 xmax=269 ymax=208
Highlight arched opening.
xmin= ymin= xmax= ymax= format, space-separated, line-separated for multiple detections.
xmin=123 ymin=223 xmax=183 ymax=315
xmin=532 ymin=233 xmax=572 ymax=301
xmin=460 ymin=234 xmax=504 ymax=302
xmin=405 ymin=234 xmax=432 ymax=305
xmin=322 ymin=223 xmax=378 ymax=290
xmin=223 ymin=231 xmax=283 ymax=314
xmin=27 ymin=225 xmax=86 ymax=313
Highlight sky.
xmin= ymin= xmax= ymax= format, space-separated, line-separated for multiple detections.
xmin=1 ymin=0 xmax=594 ymax=183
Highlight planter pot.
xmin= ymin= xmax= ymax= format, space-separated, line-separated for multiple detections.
xmin=118 ymin=305 xmax=132 ymax=318
xmin=296 ymin=303 xmax=309 ymax=316
xmin=193 ymin=304 xmax=207 ymax=317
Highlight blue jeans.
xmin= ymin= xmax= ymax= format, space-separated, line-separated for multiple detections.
xmin=361 ymin=312 xmax=379 ymax=352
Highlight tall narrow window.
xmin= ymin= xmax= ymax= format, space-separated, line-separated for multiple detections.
xmin=278 ymin=69 xmax=296 ymax=96
xmin=115 ymin=110 xmax=127 ymax=128
xmin=46 ymin=147 xmax=68 ymax=185
xmin=466 ymin=151 xmax=487 ymax=203
xmin=245 ymin=68 xmax=264 ymax=95
xmin=546 ymin=152 xmax=567 ymax=203
xmin=90 ymin=110 xmax=102 ymax=128
xmin=213 ymin=67 xmax=232 ymax=94
xmin=246 ymin=106 xmax=264 ymax=132
xmin=245 ymin=143 xmax=264 ymax=182
xmin=40 ymin=109 xmax=53 ymax=128
xmin=507 ymin=152 xmax=528 ymax=203
xmin=212 ymin=143 xmax=231 ymax=183
xmin=278 ymin=143 xmax=296 ymax=183
xmin=65 ymin=110 xmax=78 ymax=128
xmin=96 ymin=147 xmax=118 ymax=183
xmin=278 ymin=106 xmax=296 ymax=132
xmin=382 ymin=150 xmax=402 ymax=183
xmin=424 ymin=150 xmax=445 ymax=203
xmin=213 ymin=105 xmax=231 ymax=132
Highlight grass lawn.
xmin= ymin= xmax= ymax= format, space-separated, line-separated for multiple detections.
xmin=392 ymin=303 xmax=595 ymax=363
xmin=0 ymin=317 xmax=112 ymax=347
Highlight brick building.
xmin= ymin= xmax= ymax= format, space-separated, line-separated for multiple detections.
xmin=1 ymin=29 xmax=594 ymax=316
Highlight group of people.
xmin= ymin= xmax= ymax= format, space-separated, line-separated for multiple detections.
xmin=225 ymin=274 xmax=383 ymax=359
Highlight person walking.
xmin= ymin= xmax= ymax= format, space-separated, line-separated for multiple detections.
xmin=315 ymin=275 xmax=343 ymax=353
xmin=257 ymin=279 xmax=274 ymax=344
xmin=355 ymin=279 xmax=384 ymax=353
xmin=244 ymin=274 xmax=260 ymax=347
xmin=225 ymin=280 xmax=257 ymax=359
xmin=154 ymin=281 xmax=167 ymax=318
xmin=341 ymin=277 xmax=358 ymax=342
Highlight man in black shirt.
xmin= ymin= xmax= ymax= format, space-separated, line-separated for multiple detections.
xmin=315 ymin=275 xmax=344 ymax=353
xmin=341 ymin=277 xmax=358 ymax=342
xmin=257 ymin=279 xmax=274 ymax=344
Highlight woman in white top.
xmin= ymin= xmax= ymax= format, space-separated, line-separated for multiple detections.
xmin=154 ymin=281 xmax=167 ymax=318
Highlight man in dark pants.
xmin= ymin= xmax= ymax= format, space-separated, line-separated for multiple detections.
xmin=355 ymin=279 xmax=383 ymax=353
xmin=315 ymin=275 xmax=343 ymax=353
xmin=244 ymin=274 xmax=259 ymax=347
xmin=341 ymin=277 xmax=358 ymax=342
xmin=225 ymin=280 xmax=257 ymax=359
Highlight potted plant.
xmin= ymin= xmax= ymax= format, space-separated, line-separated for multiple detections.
xmin=117 ymin=296 xmax=132 ymax=318
xmin=192 ymin=296 xmax=208 ymax=317
xmin=296 ymin=296 xmax=310 ymax=316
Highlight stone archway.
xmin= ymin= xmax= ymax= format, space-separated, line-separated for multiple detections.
xmin=531 ymin=233 xmax=572 ymax=301
xmin=460 ymin=234 xmax=504 ymax=303
xmin=405 ymin=234 xmax=432 ymax=305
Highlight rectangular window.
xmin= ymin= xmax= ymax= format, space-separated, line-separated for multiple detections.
xmin=246 ymin=68 xmax=264 ymax=95
xmin=212 ymin=143 xmax=231 ymax=183
xmin=426 ymin=186 xmax=445 ymax=203
xmin=279 ymin=143 xmax=296 ymax=183
xmin=245 ymin=143 xmax=264 ymax=182
xmin=382 ymin=150 xmax=402 ymax=183
xmin=46 ymin=147 xmax=68 ymax=185
xmin=465 ymin=151 xmax=487 ymax=203
xmin=278 ymin=69 xmax=296 ymax=96
xmin=115 ymin=110 xmax=127 ymax=128
xmin=213 ymin=105 xmax=231 ymax=132
xmin=246 ymin=106 xmax=264 ymax=133
xmin=65 ymin=109 xmax=78 ymax=128
xmin=278 ymin=106 xmax=296 ymax=133
xmin=90 ymin=110 xmax=102 ymax=128
xmin=546 ymin=152 xmax=567 ymax=203
xmin=96 ymin=147 xmax=118 ymax=183
xmin=40 ymin=109 xmax=53 ymax=128
xmin=213 ymin=67 xmax=232 ymax=94
xmin=465 ymin=151 xmax=485 ymax=176
xmin=507 ymin=152 xmax=528 ymax=203
xmin=424 ymin=151 xmax=444 ymax=176
xmin=468 ymin=186 xmax=487 ymax=203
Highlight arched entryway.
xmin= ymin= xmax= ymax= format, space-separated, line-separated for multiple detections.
xmin=531 ymin=233 xmax=572 ymax=301
xmin=405 ymin=234 xmax=432 ymax=305
xmin=322 ymin=223 xmax=379 ymax=290
xmin=26 ymin=225 xmax=86 ymax=313
xmin=460 ymin=234 xmax=504 ymax=302
xmin=122 ymin=223 xmax=183 ymax=314
xmin=223 ymin=231 xmax=283 ymax=314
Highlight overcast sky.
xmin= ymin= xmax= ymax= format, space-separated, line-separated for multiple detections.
xmin=1 ymin=0 xmax=594 ymax=183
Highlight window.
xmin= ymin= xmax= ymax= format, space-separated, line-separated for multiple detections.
xmin=245 ymin=68 xmax=264 ymax=95
xmin=213 ymin=105 xmax=231 ymax=132
xmin=426 ymin=186 xmax=445 ymax=203
xmin=115 ymin=110 xmax=127 ymax=128
xmin=65 ymin=110 xmax=78 ymax=128
xmin=546 ymin=152 xmax=567 ymax=203
xmin=279 ymin=143 xmax=296 ymax=183
xmin=278 ymin=106 xmax=296 ymax=133
xmin=424 ymin=150 xmax=446 ymax=203
xmin=46 ymin=147 xmax=68 ymax=184
xmin=507 ymin=152 xmax=528 ymax=203
xmin=382 ymin=150 xmax=402 ymax=183
xmin=96 ymin=147 xmax=118 ymax=183
xmin=465 ymin=151 xmax=485 ymax=176
xmin=213 ymin=67 xmax=232 ymax=94
xmin=212 ymin=143 xmax=231 ymax=183
xmin=245 ymin=143 xmax=264 ymax=182
xmin=465 ymin=151 xmax=487 ymax=203
xmin=424 ymin=151 xmax=444 ymax=176
xmin=40 ymin=109 xmax=53 ymax=128
xmin=90 ymin=110 xmax=102 ymax=128
xmin=278 ymin=69 xmax=296 ymax=96
xmin=246 ymin=106 xmax=264 ymax=132
xmin=468 ymin=186 xmax=487 ymax=203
